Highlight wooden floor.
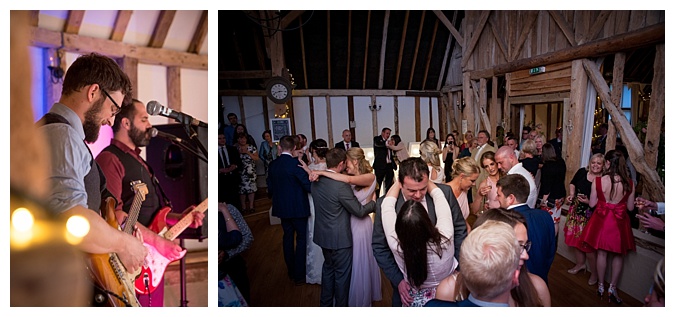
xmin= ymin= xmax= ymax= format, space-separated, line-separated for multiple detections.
xmin=239 ymin=191 xmax=643 ymax=307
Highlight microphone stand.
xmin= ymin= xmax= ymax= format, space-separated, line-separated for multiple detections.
xmin=182 ymin=124 xmax=208 ymax=163
xmin=179 ymin=122 xmax=207 ymax=307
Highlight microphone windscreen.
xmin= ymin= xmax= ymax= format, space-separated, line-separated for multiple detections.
xmin=148 ymin=127 xmax=159 ymax=138
xmin=146 ymin=101 xmax=162 ymax=115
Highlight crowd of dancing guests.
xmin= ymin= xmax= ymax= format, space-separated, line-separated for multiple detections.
xmin=218 ymin=117 xmax=663 ymax=307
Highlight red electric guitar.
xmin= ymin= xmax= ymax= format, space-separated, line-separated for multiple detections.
xmin=134 ymin=198 xmax=208 ymax=295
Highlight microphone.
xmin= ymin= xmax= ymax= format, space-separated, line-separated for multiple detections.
xmin=149 ymin=127 xmax=184 ymax=143
xmin=146 ymin=101 xmax=208 ymax=128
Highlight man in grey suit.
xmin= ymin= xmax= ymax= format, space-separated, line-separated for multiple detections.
xmin=311 ymin=148 xmax=376 ymax=306
xmin=372 ymin=157 xmax=467 ymax=306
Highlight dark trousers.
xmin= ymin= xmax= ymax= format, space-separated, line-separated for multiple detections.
xmin=320 ymin=247 xmax=352 ymax=307
xmin=280 ymin=217 xmax=308 ymax=282
xmin=374 ymin=167 xmax=394 ymax=198
xmin=219 ymin=174 xmax=241 ymax=211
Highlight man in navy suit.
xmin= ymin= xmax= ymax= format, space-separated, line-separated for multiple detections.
xmin=496 ymin=174 xmax=556 ymax=284
xmin=334 ymin=129 xmax=360 ymax=150
xmin=267 ymin=135 xmax=312 ymax=285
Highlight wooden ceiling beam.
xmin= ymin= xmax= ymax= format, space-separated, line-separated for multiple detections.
xmin=487 ymin=23 xmax=663 ymax=77
xmin=461 ymin=10 xmax=491 ymax=68
xmin=394 ymin=11 xmax=410 ymax=89
xmin=362 ymin=10 xmax=371 ymax=89
xmin=487 ymin=15 xmax=508 ymax=61
xmin=188 ymin=10 xmax=208 ymax=54
xmin=433 ymin=10 xmax=464 ymax=47
xmin=110 ymin=10 xmax=132 ymax=42
xmin=422 ymin=19 xmax=438 ymax=89
xmin=378 ymin=10 xmax=390 ymax=89
xmin=219 ymin=70 xmax=272 ymax=79
xmin=29 ymin=10 xmax=39 ymax=27
xmin=299 ymin=15 xmax=308 ymax=89
xmin=437 ymin=10 xmax=457 ymax=91
xmin=509 ymin=11 xmax=539 ymax=61
xmin=408 ymin=11 xmax=426 ymax=90
xmin=64 ymin=10 xmax=85 ymax=34
xmin=327 ymin=11 xmax=331 ymax=89
xmin=548 ymin=10 xmax=576 ymax=46
xmin=581 ymin=10 xmax=611 ymax=44
xmin=582 ymin=57 xmax=663 ymax=201
xmin=605 ymin=51 xmax=625 ymax=152
xmin=231 ymin=26 xmax=248 ymax=89
xmin=30 ymin=26 xmax=207 ymax=70
xmin=279 ymin=10 xmax=305 ymax=30
xmin=253 ymin=23 xmax=267 ymax=70
xmin=148 ymin=10 xmax=176 ymax=48
xmin=346 ymin=11 xmax=352 ymax=89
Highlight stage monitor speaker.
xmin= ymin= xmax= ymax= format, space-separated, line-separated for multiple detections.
xmin=146 ymin=123 xmax=207 ymax=239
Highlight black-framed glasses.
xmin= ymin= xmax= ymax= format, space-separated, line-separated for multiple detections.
xmin=520 ymin=240 xmax=532 ymax=253
xmin=100 ymin=87 xmax=121 ymax=116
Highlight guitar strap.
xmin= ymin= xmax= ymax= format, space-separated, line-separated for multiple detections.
xmin=141 ymin=157 xmax=173 ymax=210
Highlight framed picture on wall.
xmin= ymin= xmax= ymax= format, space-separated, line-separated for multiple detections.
xmin=270 ymin=118 xmax=291 ymax=142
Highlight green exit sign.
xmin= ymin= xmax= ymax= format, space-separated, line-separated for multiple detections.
xmin=530 ymin=66 xmax=546 ymax=75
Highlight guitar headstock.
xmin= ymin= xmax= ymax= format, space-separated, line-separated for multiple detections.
xmin=130 ymin=180 xmax=148 ymax=201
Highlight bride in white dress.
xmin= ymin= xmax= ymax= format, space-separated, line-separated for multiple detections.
xmin=311 ymin=147 xmax=382 ymax=306
xmin=300 ymin=139 xmax=328 ymax=284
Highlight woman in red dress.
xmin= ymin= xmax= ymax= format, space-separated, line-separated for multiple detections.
xmin=581 ymin=150 xmax=635 ymax=304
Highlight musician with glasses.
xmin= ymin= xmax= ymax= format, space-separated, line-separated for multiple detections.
xmin=96 ymin=99 xmax=205 ymax=306
xmin=495 ymin=174 xmax=556 ymax=284
xmin=36 ymin=52 xmax=147 ymax=306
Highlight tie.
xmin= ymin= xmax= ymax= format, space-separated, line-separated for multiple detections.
xmin=220 ymin=146 xmax=230 ymax=167
xmin=345 ymin=143 xmax=349 ymax=150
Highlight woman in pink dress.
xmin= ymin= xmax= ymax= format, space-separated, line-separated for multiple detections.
xmin=581 ymin=150 xmax=635 ymax=304
xmin=311 ymin=147 xmax=382 ymax=306
xmin=445 ymin=157 xmax=480 ymax=232
xmin=472 ymin=151 xmax=502 ymax=213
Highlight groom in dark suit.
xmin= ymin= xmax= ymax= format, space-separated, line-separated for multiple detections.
xmin=496 ymin=174 xmax=556 ymax=284
xmin=311 ymin=148 xmax=376 ymax=306
xmin=372 ymin=157 xmax=467 ymax=306
xmin=267 ymin=135 xmax=312 ymax=285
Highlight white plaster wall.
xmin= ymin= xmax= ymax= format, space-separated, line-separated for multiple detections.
xmin=330 ymin=97 xmax=349 ymax=146
xmin=353 ymin=96 xmax=374 ymax=146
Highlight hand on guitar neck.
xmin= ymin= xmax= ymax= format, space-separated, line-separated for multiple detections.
xmin=166 ymin=205 xmax=206 ymax=228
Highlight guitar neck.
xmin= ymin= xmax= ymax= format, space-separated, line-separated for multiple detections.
xmin=164 ymin=198 xmax=208 ymax=241
xmin=123 ymin=191 xmax=144 ymax=235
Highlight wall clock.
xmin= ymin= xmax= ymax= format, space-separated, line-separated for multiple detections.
xmin=266 ymin=76 xmax=293 ymax=104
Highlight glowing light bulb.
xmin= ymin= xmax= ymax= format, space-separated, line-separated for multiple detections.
xmin=66 ymin=215 xmax=90 ymax=238
xmin=12 ymin=208 xmax=34 ymax=232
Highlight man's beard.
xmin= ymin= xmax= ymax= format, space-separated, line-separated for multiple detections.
xmin=129 ymin=123 xmax=150 ymax=147
xmin=83 ymin=97 xmax=105 ymax=143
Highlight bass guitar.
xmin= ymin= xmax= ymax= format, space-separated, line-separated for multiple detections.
xmin=87 ymin=180 xmax=147 ymax=307
xmin=135 ymin=197 xmax=208 ymax=295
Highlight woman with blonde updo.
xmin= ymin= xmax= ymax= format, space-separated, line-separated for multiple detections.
xmin=419 ymin=141 xmax=444 ymax=184
xmin=445 ymin=157 xmax=481 ymax=231
xmin=310 ymin=147 xmax=382 ymax=306
xmin=519 ymin=139 xmax=539 ymax=178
